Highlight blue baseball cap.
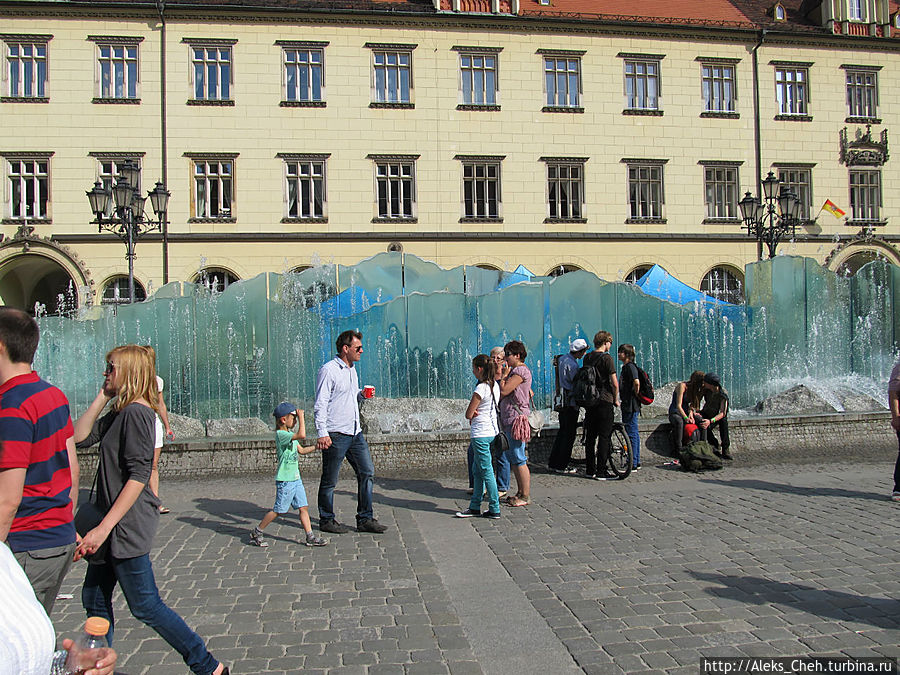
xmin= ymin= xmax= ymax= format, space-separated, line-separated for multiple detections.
xmin=273 ymin=402 xmax=297 ymax=418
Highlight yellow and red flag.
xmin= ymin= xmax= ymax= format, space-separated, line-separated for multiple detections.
xmin=822 ymin=199 xmax=846 ymax=219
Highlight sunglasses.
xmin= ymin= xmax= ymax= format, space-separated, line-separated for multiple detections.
xmin=104 ymin=362 xmax=116 ymax=375
xmin=353 ymin=346 xmax=363 ymax=352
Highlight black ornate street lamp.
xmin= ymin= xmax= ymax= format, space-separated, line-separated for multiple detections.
xmin=738 ymin=171 xmax=802 ymax=260
xmin=86 ymin=161 xmax=170 ymax=303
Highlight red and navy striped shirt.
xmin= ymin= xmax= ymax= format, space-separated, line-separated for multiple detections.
xmin=0 ymin=372 xmax=76 ymax=552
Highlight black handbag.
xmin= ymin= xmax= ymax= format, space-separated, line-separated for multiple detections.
xmin=73 ymin=469 xmax=109 ymax=564
xmin=488 ymin=385 xmax=508 ymax=460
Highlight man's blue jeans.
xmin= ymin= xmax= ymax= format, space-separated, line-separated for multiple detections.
xmin=622 ymin=409 xmax=641 ymax=467
xmin=82 ymin=554 xmax=219 ymax=675
xmin=318 ymin=431 xmax=375 ymax=523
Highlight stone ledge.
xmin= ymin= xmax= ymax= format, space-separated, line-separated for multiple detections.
xmin=75 ymin=411 xmax=896 ymax=479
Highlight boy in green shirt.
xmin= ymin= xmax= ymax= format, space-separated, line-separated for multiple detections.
xmin=249 ymin=402 xmax=327 ymax=547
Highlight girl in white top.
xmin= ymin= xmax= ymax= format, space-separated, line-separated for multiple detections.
xmin=455 ymin=354 xmax=502 ymax=519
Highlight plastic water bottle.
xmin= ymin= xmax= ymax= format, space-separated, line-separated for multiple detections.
xmin=63 ymin=617 xmax=110 ymax=674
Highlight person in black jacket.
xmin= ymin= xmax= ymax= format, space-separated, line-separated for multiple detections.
xmin=582 ymin=331 xmax=619 ymax=480
xmin=74 ymin=344 xmax=228 ymax=675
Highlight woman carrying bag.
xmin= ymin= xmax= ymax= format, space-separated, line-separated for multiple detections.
xmin=73 ymin=344 xmax=228 ymax=675
xmin=498 ymin=340 xmax=532 ymax=507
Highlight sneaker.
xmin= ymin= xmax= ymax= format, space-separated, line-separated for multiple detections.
xmin=633 ymin=463 xmax=642 ymax=471
xmin=249 ymin=528 xmax=268 ymax=547
xmin=892 ymin=491 xmax=900 ymax=502
xmin=594 ymin=474 xmax=618 ymax=481
xmin=305 ymin=532 xmax=328 ymax=547
xmin=455 ymin=509 xmax=481 ymax=518
xmin=721 ymin=450 xmax=733 ymax=460
xmin=482 ymin=510 xmax=501 ymax=519
xmin=357 ymin=517 xmax=388 ymax=533
xmin=319 ymin=519 xmax=350 ymax=534
xmin=551 ymin=466 xmax=577 ymax=475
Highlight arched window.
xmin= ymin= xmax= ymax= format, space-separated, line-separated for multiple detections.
xmin=625 ymin=265 xmax=653 ymax=284
xmin=101 ymin=276 xmax=147 ymax=305
xmin=194 ymin=267 xmax=239 ymax=293
xmin=700 ymin=266 xmax=744 ymax=304
xmin=836 ymin=251 xmax=888 ymax=277
xmin=547 ymin=264 xmax=582 ymax=277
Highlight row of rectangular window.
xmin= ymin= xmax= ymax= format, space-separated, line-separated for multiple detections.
xmin=2 ymin=38 xmax=882 ymax=119
xmin=4 ymin=156 xmax=882 ymax=224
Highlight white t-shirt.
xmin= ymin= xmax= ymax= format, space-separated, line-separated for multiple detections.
xmin=154 ymin=376 xmax=165 ymax=447
xmin=470 ymin=381 xmax=500 ymax=439
xmin=0 ymin=543 xmax=55 ymax=675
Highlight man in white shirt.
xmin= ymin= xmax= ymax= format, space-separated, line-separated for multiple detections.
xmin=314 ymin=330 xmax=387 ymax=534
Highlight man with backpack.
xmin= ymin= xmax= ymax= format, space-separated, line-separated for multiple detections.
xmin=579 ymin=331 xmax=618 ymax=480
xmin=548 ymin=338 xmax=588 ymax=475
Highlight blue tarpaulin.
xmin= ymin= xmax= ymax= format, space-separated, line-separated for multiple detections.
xmin=635 ymin=265 xmax=730 ymax=306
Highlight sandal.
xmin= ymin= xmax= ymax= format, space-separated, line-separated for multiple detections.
xmin=504 ymin=495 xmax=529 ymax=507
xmin=158 ymin=505 xmax=171 ymax=514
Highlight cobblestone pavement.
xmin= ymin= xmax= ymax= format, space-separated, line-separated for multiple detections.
xmin=51 ymin=458 xmax=900 ymax=674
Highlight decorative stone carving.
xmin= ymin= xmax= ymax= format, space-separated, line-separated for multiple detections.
xmin=840 ymin=124 xmax=889 ymax=166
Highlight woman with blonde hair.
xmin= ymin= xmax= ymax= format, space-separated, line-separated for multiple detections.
xmin=74 ymin=344 xmax=228 ymax=675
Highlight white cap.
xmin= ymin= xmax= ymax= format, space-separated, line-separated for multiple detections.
xmin=570 ymin=338 xmax=588 ymax=352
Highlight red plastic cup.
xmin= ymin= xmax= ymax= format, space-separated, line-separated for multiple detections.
xmin=363 ymin=385 xmax=375 ymax=399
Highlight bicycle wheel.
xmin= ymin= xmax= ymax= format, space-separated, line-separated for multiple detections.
xmin=608 ymin=424 xmax=632 ymax=479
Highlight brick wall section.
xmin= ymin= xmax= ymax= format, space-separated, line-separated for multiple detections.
xmin=75 ymin=412 xmax=898 ymax=478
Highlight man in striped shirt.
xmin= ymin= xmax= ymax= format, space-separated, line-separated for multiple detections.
xmin=0 ymin=308 xmax=79 ymax=614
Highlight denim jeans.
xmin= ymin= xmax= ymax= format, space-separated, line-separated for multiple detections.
xmin=622 ymin=409 xmax=641 ymax=467
xmin=318 ymin=431 xmax=375 ymax=523
xmin=494 ymin=443 xmax=510 ymax=492
xmin=469 ymin=436 xmax=500 ymax=513
xmin=82 ymin=554 xmax=219 ymax=675
xmin=547 ymin=406 xmax=578 ymax=471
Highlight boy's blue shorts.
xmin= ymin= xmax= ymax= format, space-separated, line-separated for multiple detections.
xmin=273 ymin=478 xmax=308 ymax=512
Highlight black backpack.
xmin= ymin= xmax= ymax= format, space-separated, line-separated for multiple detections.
xmin=679 ymin=440 xmax=724 ymax=472
xmin=572 ymin=363 xmax=603 ymax=408
xmin=635 ymin=364 xmax=655 ymax=405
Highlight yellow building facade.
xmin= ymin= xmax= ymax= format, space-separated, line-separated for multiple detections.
xmin=1 ymin=0 xmax=899 ymax=310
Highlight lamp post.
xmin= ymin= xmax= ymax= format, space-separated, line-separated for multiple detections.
xmin=738 ymin=171 xmax=802 ymax=260
xmin=86 ymin=161 xmax=170 ymax=303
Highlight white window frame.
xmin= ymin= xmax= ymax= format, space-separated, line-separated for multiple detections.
xmin=776 ymin=165 xmax=813 ymax=221
xmin=700 ymin=62 xmax=736 ymax=113
xmin=543 ymin=55 xmax=581 ymax=108
xmin=282 ymin=46 xmax=324 ymax=103
xmin=458 ymin=157 xmax=502 ymax=220
xmin=624 ymin=58 xmax=661 ymax=110
xmin=101 ymin=276 xmax=147 ymax=305
xmin=371 ymin=48 xmax=413 ymax=104
xmin=849 ymin=169 xmax=881 ymax=223
xmin=545 ymin=159 xmax=585 ymax=221
xmin=845 ymin=68 xmax=878 ymax=119
xmin=93 ymin=39 xmax=141 ymax=100
xmin=370 ymin=155 xmax=417 ymax=220
xmin=3 ymin=38 xmax=49 ymax=99
xmin=282 ymin=155 xmax=327 ymax=220
xmin=703 ymin=164 xmax=740 ymax=220
xmin=849 ymin=0 xmax=865 ymax=21
xmin=187 ymin=41 xmax=234 ymax=102
xmin=191 ymin=157 xmax=235 ymax=220
xmin=774 ymin=65 xmax=809 ymax=116
xmin=459 ymin=50 xmax=499 ymax=106
xmin=5 ymin=155 xmax=51 ymax=220
xmin=701 ymin=266 xmax=744 ymax=304
xmin=626 ymin=162 xmax=665 ymax=220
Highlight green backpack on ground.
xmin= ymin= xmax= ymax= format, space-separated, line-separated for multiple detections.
xmin=679 ymin=440 xmax=724 ymax=472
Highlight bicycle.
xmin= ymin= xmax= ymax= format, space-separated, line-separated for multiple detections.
xmin=576 ymin=420 xmax=633 ymax=479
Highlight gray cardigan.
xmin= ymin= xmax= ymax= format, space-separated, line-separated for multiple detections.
xmin=77 ymin=403 xmax=160 ymax=559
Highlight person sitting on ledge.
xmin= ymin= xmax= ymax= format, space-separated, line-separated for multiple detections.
xmin=700 ymin=372 xmax=732 ymax=460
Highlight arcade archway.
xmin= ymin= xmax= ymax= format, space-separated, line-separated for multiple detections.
xmin=0 ymin=236 xmax=92 ymax=314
